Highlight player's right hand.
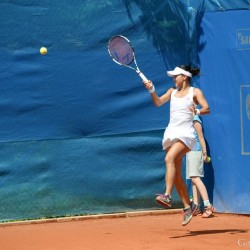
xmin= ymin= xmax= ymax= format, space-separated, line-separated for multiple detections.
xmin=143 ymin=80 xmax=153 ymax=90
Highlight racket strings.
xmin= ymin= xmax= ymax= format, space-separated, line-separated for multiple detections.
xmin=108 ymin=37 xmax=134 ymax=65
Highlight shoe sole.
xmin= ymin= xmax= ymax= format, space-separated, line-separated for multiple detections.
xmin=202 ymin=206 xmax=215 ymax=218
xmin=155 ymin=198 xmax=171 ymax=208
xmin=202 ymin=212 xmax=213 ymax=218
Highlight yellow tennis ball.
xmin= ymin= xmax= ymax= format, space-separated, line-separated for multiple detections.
xmin=40 ymin=47 xmax=47 ymax=55
xmin=205 ymin=156 xmax=211 ymax=163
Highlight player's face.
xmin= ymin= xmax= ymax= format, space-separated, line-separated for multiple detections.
xmin=173 ymin=74 xmax=185 ymax=88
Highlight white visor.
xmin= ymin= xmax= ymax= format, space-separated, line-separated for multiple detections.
xmin=167 ymin=67 xmax=192 ymax=78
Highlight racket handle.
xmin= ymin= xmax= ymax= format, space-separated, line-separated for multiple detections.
xmin=138 ymin=71 xmax=149 ymax=82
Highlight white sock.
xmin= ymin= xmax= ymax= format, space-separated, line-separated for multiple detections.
xmin=165 ymin=193 xmax=171 ymax=198
xmin=204 ymin=200 xmax=211 ymax=207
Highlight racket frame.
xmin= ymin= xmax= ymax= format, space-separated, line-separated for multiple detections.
xmin=108 ymin=35 xmax=148 ymax=82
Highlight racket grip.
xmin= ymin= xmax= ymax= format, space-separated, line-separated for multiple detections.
xmin=138 ymin=71 xmax=149 ymax=82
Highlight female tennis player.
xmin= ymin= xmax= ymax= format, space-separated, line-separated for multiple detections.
xmin=144 ymin=65 xmax=210 ymax=226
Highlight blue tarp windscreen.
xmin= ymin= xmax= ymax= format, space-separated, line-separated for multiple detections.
xmin=198 ymin=10 xmax=250 ymax=214
xmin=0 ymin=0 xmax=250 ymax=221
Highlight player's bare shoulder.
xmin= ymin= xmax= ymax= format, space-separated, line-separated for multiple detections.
xmin=193 ymin=87 xmax=204 ymax=98
xmin=159 ymin=87 xmax=175 ymax=104
xmin=193 ymin=87 xmax=204 ymax=105
xmin=167 ymin=87 xmax=175 ymax=95
xmin=166 ymin=87 xmax=175 ymax=98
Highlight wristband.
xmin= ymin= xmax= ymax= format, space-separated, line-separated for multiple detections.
xmin=195 ymin=109 xmax=200 ymax=115
xmin=149 ymin=84 xmax=155 ymax=93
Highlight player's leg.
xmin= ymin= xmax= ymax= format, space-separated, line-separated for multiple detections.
xmin=191 ymin=181 xmax=202 ymax=215
xmin=164 ymin=141 xmax=189 ymax=196
xmin=155 ymin=147 xmax=172 ymax=208
xmin=169 ymin=141 xmax=197 ymax=225
xmin=175 ymin=155 xmax=190 ymax=208
xmin=155 ymin=141 xmax=188 ymax=208
xmin=176 ymin=157 xmax=197 ymax=225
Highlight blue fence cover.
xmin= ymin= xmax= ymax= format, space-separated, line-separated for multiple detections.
xmin=198 ymin=9 xmax=250 ymax=214
xmin=0 ymin=0 xmax=249 ymax=221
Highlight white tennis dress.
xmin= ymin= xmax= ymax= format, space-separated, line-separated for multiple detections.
xmin=162 ymin=87 xmax=196 ymax=151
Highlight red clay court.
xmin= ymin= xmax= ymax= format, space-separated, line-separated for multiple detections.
xmin=0 ymin=209 xmax=249 ymax=250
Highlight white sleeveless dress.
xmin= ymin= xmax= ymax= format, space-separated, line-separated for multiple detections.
xmin=162 ymin=87 xmax=196 ymax=151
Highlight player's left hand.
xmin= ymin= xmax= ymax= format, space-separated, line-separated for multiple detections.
xmin=189 ymin=104 xmax=196 ymax=115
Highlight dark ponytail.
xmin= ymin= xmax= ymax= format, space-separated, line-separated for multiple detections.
xmin=179 ymin=65 xmax=200 ymax=77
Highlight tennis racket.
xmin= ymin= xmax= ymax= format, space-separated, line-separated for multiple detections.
xmin=108 ymin=35 xmax=149 ymax=82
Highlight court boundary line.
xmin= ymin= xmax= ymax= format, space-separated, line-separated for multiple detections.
xmin=0 ymin=209 xmax=182 ymax=227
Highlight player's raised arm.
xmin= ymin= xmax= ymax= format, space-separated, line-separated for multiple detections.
xmin=144 ymin=80 xmax=174 ymax=107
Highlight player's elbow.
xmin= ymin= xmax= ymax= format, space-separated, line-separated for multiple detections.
xmin=153 ymin=100 xmax=162 ymax=107
xmin=206 ymin=106 xmax=211 ymax=114
xmin=154 ymin=102 xmax=163 ymax=108
xmin=203 ymin=106 xmax=210 ymax=114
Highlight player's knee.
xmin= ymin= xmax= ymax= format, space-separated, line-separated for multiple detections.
xmin=165 ymin=154 xmax=174 ymax=166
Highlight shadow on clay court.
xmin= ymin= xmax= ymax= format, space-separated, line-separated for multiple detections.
xmin=170 ymin=229 xmax=248 ymax=238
